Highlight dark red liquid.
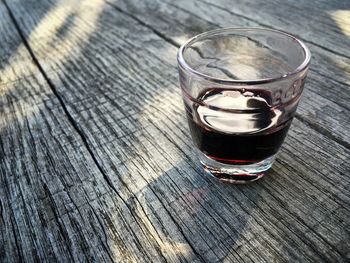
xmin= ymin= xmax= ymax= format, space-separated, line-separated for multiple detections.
xmin=187 ymin=117 xmax=291 ymax=164
xmin=184 ymin=88 xmax=293 ymax=165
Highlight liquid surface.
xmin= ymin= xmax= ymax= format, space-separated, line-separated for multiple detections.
xmin=185 ymin=88 xmax=292 ymax=164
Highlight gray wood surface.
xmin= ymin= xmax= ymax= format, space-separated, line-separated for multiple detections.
xmin=0 ymin=0 xmax=349 ymax=262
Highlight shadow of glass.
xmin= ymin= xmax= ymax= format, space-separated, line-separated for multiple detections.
xmin=127 ymin=160 xmax=264 ymax=261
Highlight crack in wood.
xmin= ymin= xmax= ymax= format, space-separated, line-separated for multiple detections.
xmin=105 ymin=1 xmax=180 ymax=48
xmin=295 ymin=113 xmax=350 ymax=149
xmin=195 ymin=0 xmax=350 ymax=60
xmin=2 ymin=2 xmax=175 ymax=261
xmin=2 ymin=0 xmax=349 ymax=261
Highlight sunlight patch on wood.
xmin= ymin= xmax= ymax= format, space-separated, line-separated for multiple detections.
xmin=27 ymin=0 xmax=105 ymax=55
xmin=174 ymin=35 xmax=190 ymax=46
xmin=0 ymin=0 xmax=106 ymax=129
xmin=0 ymin=44 xmax=36 ymax=85
xmin=329 ymin=10 xmax=350 ymax=37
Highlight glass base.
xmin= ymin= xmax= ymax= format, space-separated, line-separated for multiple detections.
xmin=198 ymin=152 xmax=276 ymax=184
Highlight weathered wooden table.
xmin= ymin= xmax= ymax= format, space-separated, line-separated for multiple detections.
xmin=1 ymin=0 xmax=349 ymax=262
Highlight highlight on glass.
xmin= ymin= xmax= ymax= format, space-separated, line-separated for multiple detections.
xmin=177 ymin=28 xmax=311 ymax=183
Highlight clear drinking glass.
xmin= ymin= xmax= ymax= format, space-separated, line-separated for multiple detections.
xmin=177 ymin=28 xmax=311 ymax=183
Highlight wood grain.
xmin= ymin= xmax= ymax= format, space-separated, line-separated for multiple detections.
xmin=1 ymin=0 xmax=350 ymax=262
xmin=0 ymin=2 xmax=200 ymax=262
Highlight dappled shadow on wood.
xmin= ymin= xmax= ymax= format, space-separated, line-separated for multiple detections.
xmin=1 ymin=0 xmax=350 ymax=262
xmin=129 ymin=161 xmax=266 ymax=262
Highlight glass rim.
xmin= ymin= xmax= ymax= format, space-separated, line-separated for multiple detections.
xmin=177 ymin=27 xmax=311 ymax=86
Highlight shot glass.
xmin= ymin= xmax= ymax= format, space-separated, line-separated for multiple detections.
xmin=177 ymin=28 xmax=311 ymax=183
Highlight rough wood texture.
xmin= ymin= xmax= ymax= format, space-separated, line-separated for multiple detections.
xmin=1 ymin=0 xmax=349 ymax=262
